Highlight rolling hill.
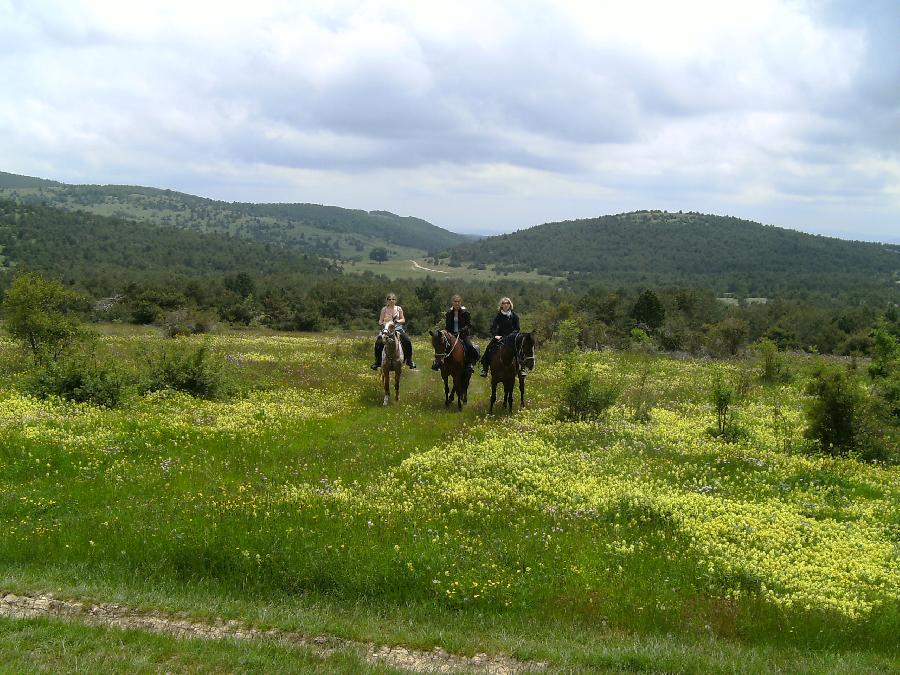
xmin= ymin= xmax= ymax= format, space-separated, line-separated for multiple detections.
xmin=442 ymin=210 xmax=900 ymax=295
xmin=0 ymin=171 xmax=469 ymax=259
xmin=0 ymin=198 xmax=332 ymax=293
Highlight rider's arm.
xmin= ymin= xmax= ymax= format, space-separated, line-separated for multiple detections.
xmin=378 ymin=306 xmax=388 ymax=326
xmin=512 ymin=312 xmax=520 ymax=333
xmin=394 ymin=306 xmax=405 ymax=324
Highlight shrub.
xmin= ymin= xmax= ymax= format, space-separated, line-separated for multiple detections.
xmin=1 ymin=272 xmax=86 ymax=362
xmin=27 ymin=349 xmax=127 ymax=407
xmin=159 ymin=308 xmax=219 ymax=338
xmin=557 ymin=356 xmax=620 ymax=421
xmin=622 ymin=367 xmax=657 ymax=423
xmin=710 ymin=372 xmax=735 ymax=436
xmin=803 ymin=364 xmax=887 ymax=460
xmin=552 ymin=318 xmax=583 ymax=355
xmin=755 ymin=338 xmax=791 ymax=383
xmin=144 ymin=343 xmax=225 ymax=399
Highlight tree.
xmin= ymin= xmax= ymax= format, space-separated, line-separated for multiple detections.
xmin=631 ymin=289 xmax=665 ymax=331
xmin=1 ymin=272 xmax=85 ymax=361
xmin=369 ymin=247 xmax=389 ymax=263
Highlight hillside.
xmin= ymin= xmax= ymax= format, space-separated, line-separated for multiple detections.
xmin=0 ymin=198 xmax=332 ymax=292
xmin=0 ymin=171 xmax=468 ymax=259
xmin=443 ymin=210 xmax=900 ymax=295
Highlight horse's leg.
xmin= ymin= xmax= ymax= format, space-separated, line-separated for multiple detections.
xmin=519 ymin=374 xmax=526 ymax=408
xmin=505 ymin=379 xmax=513 ymax=412
xmin=456 ymin=374 xmax=462 ymax=410
xmin=443 ymin=373 xmax=451 ymax=407
xmin=489 ymin=377 xmax=498 ymax=414
xmin=395 ymin=367 xmax=401 ymax=401
xmin=382 ymin=368 xmax=390 ymax=406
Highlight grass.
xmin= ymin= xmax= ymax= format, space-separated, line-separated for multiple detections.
xmin=0 ymin=617 xmax=391 ymax=674
xmin=0 ymin=329 xmax=897 ymax=672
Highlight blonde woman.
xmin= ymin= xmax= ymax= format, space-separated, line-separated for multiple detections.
xmin=371 ymin=293 xmax=416 ymax=370
xmin=480 ymin=296 xmax=521 ymax=376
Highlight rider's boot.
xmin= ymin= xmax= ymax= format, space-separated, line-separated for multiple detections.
xmin=407 ymin=360 xmax=417 ymax=369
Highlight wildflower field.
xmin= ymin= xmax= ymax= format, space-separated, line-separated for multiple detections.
xmin=0 ymin=329 xmax=897 ymax=672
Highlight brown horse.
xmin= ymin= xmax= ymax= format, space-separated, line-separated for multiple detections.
xmin=381 ymin=322 xmax=403 ymax=405
xmin=489 ymin=332 xmax=536 ymax=414
xmin=430 ymin=329 xmax=470 ymax=410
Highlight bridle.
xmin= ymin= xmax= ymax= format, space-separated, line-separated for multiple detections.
xmin=514 ymin=333 xmax=536 ymax=370
xmin=433 ymin=330 xmax=459 ymax=366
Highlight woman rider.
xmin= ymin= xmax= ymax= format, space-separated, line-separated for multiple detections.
xmin=480 ymin=296 xmax=523 ymax=377
xmin=433 ymin=294 xmax=479 ymax=371
xmin=371 ymin=293 xmax=416 ymax=370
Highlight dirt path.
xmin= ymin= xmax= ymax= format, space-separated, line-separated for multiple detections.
xmin=1 ymin=590 xmax=545 ymax=674
xmin=409 ymin=260 xmax=447 ymax=273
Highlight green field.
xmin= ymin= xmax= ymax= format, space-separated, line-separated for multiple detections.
xmin=0 ymin=329 xmax=897 ymax=672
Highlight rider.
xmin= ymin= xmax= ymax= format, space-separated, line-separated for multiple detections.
xmin=371 ymin=293 xmax=416 ymax=370
xmin=480 ymin=296 xmax=524 ymax=377
xmin=433 ymin=294 xmax=479 ymax=371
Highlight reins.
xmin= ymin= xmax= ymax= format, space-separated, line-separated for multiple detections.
xmin=433 ymin=330 xmax=459 ymax=363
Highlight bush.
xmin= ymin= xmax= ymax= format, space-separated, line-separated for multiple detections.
xmin=755 ymin=338 xmax=791 ymax=383
xmin=144 ymin=343 xmax=225 ymax=399
xmin=552 ymin=318 xmax=583 ymax=355
xmin=1 ymin=272 xmax=86 ymax=362
xmin=710 ymin=371 xmax=735 ymax=436
xmin=27 ymin=349 xmax=127 ymax=407
xmin=557 ymin=356 xmax=619 ymax=421
xmin=159 ymin=308 xmax=219 ymax=338
xmin=803 ymin=365 xmax=887 ymax=460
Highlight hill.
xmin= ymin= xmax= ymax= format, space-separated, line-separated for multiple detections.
xmin=0 ymin=198 xmax=332 ymax=292
xmin=0 ymin=171 xmax=468 ymax=259
xmin=442 ymin=210 xmax=900 ymax=295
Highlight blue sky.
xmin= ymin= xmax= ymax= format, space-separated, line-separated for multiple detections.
xmin=2 ymin=0 xmax=898 ymax=242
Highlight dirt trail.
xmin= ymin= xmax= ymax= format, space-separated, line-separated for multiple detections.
xmin=409 ymin=260 xmax=447 ymax=273
xmin=1 ymin=590 xmax=545 ymax=674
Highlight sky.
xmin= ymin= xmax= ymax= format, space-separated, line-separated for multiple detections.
xmin=1 ymin=0 xmax=898 ymax=243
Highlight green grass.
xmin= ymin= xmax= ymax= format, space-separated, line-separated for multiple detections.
xmin=0 ymin=617 xmax=391 ymax=673
xmin=0 ymin=330 xmax=897 ymax=672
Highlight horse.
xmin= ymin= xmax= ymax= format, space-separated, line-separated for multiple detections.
xmin=430 ymin=329 xmax=470 ymax=410
xmin=380 ymin=322 xmax=403 ymax=405
xmin=489 ymin=332 xmax=536 ymax=414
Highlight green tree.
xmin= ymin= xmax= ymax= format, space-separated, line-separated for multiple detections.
xmin=631 ymin=289 xmax=665 ymax=331
xmin=369 ymin=247 xmax=389 ymax=263
xmin=1 ymin=272 xmax=85 ymax=362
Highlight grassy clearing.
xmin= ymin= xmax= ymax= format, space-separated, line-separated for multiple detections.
xmin=0 ymin=330 xmax=897 ymax=672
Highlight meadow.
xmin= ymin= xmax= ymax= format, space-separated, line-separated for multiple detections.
xmin=0 ymin=328 xmax=897 ymax=672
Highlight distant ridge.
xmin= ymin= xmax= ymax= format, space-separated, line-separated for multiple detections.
xmin=0 ymin=170 xmax=63 ymax=188
xmin=443 ymin=210 xmax=900 ymax=295
xmin=0 ymin=171 xmax=468 ymax=258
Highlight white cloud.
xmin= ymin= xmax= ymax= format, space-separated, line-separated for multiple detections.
xmin=0 ymin=0 xmax=898 ymax=242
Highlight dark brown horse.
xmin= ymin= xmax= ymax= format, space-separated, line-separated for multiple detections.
xmin=381 ymin=322 xmax=403 ymax=405
xmin=489 ymin=332 xmax=536 ymax=414
xmin=430 ymin=329 xmax=470 ymax=410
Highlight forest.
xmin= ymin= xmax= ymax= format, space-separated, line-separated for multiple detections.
xmin=443 ymin=210 xmax=900 ymax=296
xmin=0 ymin=198 xmax=897 ymax=359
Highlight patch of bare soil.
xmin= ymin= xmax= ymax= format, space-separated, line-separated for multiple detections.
xmin=1 ymin=591 xmax=545 ymax=673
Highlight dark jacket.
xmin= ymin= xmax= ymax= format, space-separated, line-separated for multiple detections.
xmin=490 ymin=311 xmax=520 ymax=338
xmin=445 ymin=307 xmax=472 ymax=337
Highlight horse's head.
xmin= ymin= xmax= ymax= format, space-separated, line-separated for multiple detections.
xmin=384 ymin=321 xmax=396 ymax=335
xmin=516 ymin=332 xmax=537 ymax=371
xmin=430 ymin=330 xmax=451 ymax=368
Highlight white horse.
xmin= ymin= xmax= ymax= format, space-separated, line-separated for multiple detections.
xmin=380 ymin=322 xmax=403 ymax=405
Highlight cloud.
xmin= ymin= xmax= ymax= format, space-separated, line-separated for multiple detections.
xmin=0 ymin=0 xmax=898 ymax=242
